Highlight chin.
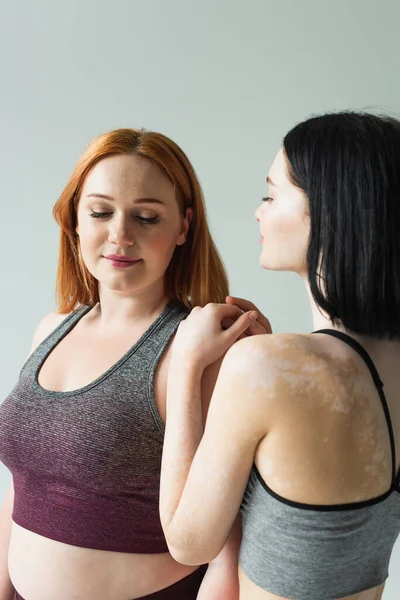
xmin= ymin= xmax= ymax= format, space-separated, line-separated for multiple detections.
xmin=259 ymin=256 xmax=283 ymax=271
xmin=259 ymin=259 xmax=296 ymax=273
xmin=259 ymin=251 xmax=304 ymax=273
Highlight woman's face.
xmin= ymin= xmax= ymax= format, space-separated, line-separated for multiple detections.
xmin=76 ymin=153 xmax=190 ymax=298
xmin=255 ymin=148 xmax=310 ymax=276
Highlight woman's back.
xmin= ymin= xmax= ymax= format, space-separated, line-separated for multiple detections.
xmin=239 ymin=330 xmax=400 ymax=599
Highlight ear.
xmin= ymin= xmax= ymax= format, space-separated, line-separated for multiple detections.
xmin=176 ymin=207 xmax=192 ymax=246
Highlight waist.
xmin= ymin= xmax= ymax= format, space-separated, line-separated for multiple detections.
xmin=9 ymin=522 xmax=203 ymax=600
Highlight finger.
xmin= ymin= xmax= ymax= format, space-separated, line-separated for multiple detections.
xmin=247 ymin=320 xmax=270 ymax=336
xmin=226 ymin=297 xmax=272 ymax=333
xmin=242 ymin=323 xmax=264 ymax=337
xmin=222 ymin=311 xmax=258 ymax=343
xmin=208 ymin=302 xmax=249 ymax=322
xmin=225 ymin=296 xmax=257 ymax=312
xmin=221 ymin=318 xmax=235 ymax=330
xmin=222 ymin=312 xmax=247 ymax=329
xmin=257 ymin=316 xmax=272 ymax=334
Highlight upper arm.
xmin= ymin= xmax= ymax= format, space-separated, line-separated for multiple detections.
xmin=167 ymin=338 xmax=270 ymax=563
xmin=29 ymin=311 xmax=66 ymax=356
xmin=200 ymin=355 xmax=224 ymax=422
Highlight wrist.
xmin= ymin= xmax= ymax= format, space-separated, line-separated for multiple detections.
xmin=167 ymin=359 xmax=204 ymax=411
xmin=171 ymin=350 xmax=205 ymax=373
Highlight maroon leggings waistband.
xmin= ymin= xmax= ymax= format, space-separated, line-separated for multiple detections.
xmin=13 ymin=564 xmax=208 ymax=600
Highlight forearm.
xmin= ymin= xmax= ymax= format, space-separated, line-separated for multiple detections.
xmin=196 ymin=517 xmax=241 ymax=600
xmin=196 ymin=562 xmax=239 ymax=600
xmin=160 ymin=362 xmax=204 ymax=533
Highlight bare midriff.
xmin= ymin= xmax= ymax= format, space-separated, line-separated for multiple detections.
xmin=8 ymin=523 xmax=198 ymax=600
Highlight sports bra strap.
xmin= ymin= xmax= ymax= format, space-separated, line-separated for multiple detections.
xmin=313 ymin=329 xmax=397 ymax=488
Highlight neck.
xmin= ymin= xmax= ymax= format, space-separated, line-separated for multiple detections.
xmin=94 ymin=280 xmax=169 ymax=327
xmin=304 ymin=279 xmax=341 ymax=333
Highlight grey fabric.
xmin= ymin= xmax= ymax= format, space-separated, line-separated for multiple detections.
xmin=0 ymin=301 xmax=189 ymax=552
xmin=240 ymin=466 xmax=400 ymax=599
xmin=240 ymin=329 xmax=400 ymax=599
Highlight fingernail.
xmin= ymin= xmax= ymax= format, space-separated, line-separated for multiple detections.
xmin=249 ymin=311 xmax=258 ymax=320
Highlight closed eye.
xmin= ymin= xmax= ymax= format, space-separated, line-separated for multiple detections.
xmin=136 ymin=216 xmax=160 ymax=225
xmin=90 ymin=210 xmax=112 ymax=218
xmin=262 ymin=196 xmax=273 ymax=203
xmin=89 ymin=211 xmax=160 ymax=225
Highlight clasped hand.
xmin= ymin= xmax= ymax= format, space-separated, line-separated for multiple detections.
xmin=172 ymin=296 xmax=272 ymax=371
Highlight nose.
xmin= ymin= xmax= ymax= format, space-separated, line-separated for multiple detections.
xmin=254 ymin=203 xmax=262 ymax=221
xmin=108 ymin=215 xmax=135 ymax=246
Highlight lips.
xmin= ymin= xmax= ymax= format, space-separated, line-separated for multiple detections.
xmin=104 ymin=254 xmax=140 ymax=263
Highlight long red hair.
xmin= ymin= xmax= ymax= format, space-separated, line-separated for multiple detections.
xmin=53 ymin=128 xmax=229 ymax=313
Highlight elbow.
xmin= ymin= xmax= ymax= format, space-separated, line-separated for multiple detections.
xmin=164 ymin=528 xmax=219 ymax=566
xmin=167 ymin=543 xmax=217 ymax=566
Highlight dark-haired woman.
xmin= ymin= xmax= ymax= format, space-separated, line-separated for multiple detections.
xmin=160 ymin=112 xmax=400 ymax=600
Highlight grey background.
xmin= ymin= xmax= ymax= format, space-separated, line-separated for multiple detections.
xmin=0 ymin=0 xmax=399 ymax=595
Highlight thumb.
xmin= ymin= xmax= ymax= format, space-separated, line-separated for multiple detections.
xmin=222 ymin=310 xmax=258 ymax=343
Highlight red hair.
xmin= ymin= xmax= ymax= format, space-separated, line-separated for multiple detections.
xmin=53 ymin=128 xmax=229 ymax=313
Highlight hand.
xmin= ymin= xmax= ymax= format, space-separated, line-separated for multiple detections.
xmin=172 ymin=303 xmax=258 ymax=371
xmin=226 ymin=296 xmax=272 ymax=335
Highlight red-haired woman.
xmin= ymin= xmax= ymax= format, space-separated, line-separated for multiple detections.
xmin=0 ymin=129 xmax=267 ymax=600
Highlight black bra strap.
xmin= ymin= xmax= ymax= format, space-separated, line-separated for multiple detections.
xmin=312 ymin=329 xmax=397 ymax=487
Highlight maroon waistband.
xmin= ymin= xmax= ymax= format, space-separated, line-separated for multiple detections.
xmin=13 ymin=485 xmax=169 ymax=553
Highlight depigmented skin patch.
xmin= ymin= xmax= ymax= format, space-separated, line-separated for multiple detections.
xmin=226 ymin=333 xmax=392 ymax=505
xmin=233 ymin=333 xmax=391 ymax=600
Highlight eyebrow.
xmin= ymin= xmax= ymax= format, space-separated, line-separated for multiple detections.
xmin=85 ymin=193 xmax=165 ymax=205
xmin=266 ymin=176 xmax=277 ymax=187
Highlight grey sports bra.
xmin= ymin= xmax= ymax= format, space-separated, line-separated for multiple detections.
xmin=240 ymin=329 xmax=400 ymax=600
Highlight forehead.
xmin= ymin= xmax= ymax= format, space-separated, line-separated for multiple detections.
xmin=268 ymin=148 xmax=290 ymax=186
xmin=81 ymin=154 xmax=175 ymax=199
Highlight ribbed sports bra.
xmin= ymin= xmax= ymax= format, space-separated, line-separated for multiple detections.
xmin=0 ymin=301 xmax=189 ymax=553
xmin=240 ymin=329 xmax=400 ymax=600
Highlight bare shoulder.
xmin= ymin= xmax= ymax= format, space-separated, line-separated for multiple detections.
xmin=30 ymin=310 xmax=69 ymax=354
xmin=221 ymin=333 xmax=334 ymax=393
xmin=224 ymin=332 xmax=319 ymax=371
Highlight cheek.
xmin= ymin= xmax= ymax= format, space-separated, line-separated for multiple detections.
xmin=76 ymin=218 xmax=107 ymax=265
xmin=141 ymin=223 xmax=181 ymax=260
xmin=260 ymin=207 xmax=309 ymax=267
xmin=261 ymin=206 xmax=302 ymax=239
xmin=78 ymin=221 xmax=104 ymax=249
